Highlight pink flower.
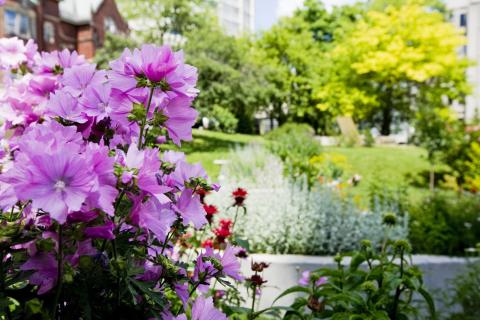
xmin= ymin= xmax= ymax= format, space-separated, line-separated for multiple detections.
xmin=156 ymin=135 xmax=167 ymax=144
xmin=21 ymin=147 xmax=94 ymax=224
xmin=61 ymin=63 xmax=107 ymax=96
xmin=171 ymin=188 xmax=207 ymax=229
xmin=46 ymin=90 xmax=88 ymax=123
xmin=190 ymin=295 xmax=228 ymax=320
xmin=120 ymin=143 xmax=171 ymax=203
xmin=194 ymin=244 xmax=244 ymax=288
xmin=129 ymin=196 xmax=177 ymax=241
xmin=84 ymin=142 xmax=118 ymax=216
xmin=67 ymin=211 xmax=99 ymax=224
xmin=79 ymin=83 xmax=111 ymax=121
xmin=20 ymin=250 xmax=59 ymax=294
xmin=0 ymin=37 xmax=27 ymax=69
xmin=66 ymin=239 xmax=97 ymax=267
xmin=298 ymin=271 xmax=328 ymax=287
xmin=26 ymin=75 xmax=59 ymax=110
xmin=83 ymin=220 xmax=116 ymax=239
xmin=466 ymin=126 xmax=471 ymax=132
xmin=170 ymin=161 xmax=208 ymax=189
xmin=474 ymin=126 xmax=479 ymax=132
xmin=34 ymin=49 xmax=87 ymax=75
xmin=161 ymin=94 xmax=198 ymax=147
xmin=58 ymin=48 xmax=88 ymax=69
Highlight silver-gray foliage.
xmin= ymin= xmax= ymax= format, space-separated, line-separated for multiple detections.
xmin=210 ymin=144 xmax=409 ymax=255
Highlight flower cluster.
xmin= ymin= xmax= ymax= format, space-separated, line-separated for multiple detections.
xmin=0 ymin=38 xmax=238 ymax=319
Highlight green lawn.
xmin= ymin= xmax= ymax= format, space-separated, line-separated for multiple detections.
xmin=324 ymin=146 xmax=451 ymax=205
xmin=162 ymin=129 xmax=265 ymax=178
xmin=165 ymin=130 xmax=448 ymax=205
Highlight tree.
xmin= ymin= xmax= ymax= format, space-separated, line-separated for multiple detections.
xmin=182 ymin=26 xmax=274 ymax=133
xmin=94 ymin=33 xmax=139 ymax=70
xmin=413 ymin=105 xmax=455 ymax=191
xmin=316 ymin=0 xmax=473 ymax=135
xmin=116 ymin=0 xmax=215 ymax=46
xmin=250 ymin=1 xmax=363 ymax=133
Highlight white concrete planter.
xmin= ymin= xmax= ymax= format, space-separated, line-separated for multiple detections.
xmin=238 ymin=254 xmax=469 ymax=311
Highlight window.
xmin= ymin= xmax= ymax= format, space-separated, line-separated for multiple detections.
xmin=43 ymin=21 xmax=54 ymax=44
xmin=19 ymin=14 xmax=28 ymax=36
xmin=243 ymin=0 xmax=250 ymax=14
xmin=4 ymin=10 xmax=34 ymax=38
xmin=105 ymin=16 xmax=117 ymax=34
xmin=5 ymin=11 xmax=16 ymax=35
xmin=460 ymin=14 xmax=467 ymax=27
xmin=243 ymin=12 xmax=250 ymax=30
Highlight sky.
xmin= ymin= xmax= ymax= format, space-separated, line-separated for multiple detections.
xmin=255 ymin=0 xmax=366 ymax=32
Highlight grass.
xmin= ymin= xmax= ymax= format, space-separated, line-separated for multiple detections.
xmin=162 ymin=129 xmax=449 ymax=205
xmin=162 ymin=129 xmax=265 ymax=178
xmin=324 ymin=145 xmax=451 ymax=205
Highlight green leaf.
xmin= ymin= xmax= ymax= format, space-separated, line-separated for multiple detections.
xmin=224 ymin=305 xmax=251 ymax=315
xmin=328 ymin=292 xmax=365 ymax=306
xmin=331 ymin=312 xmax=351 ymax=320
xmin=418 ymin=287 xmax=437 ymax=320
xmin=254 ymin=306 xmax=305 ymax=320
xmin=129 ymin=278 xmax=167 ymax=309
xmin=272 ymin=286 xmax=311 ymax=305
xmin=233 ymin=237 xmax=250 ymax=251
xmin=370 ymin=310 xmax=390 ymax=320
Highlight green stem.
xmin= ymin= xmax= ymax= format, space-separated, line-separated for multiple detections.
xmin=392 ymin=251 xmax=404 ymax=320
xmin=138 ymin=87 xmax=155 ymax=150
xmin=381 ymin=225 xmax=391 ymax=255
xmin=0 ymin=248 xmax=12 ymax=320
xmin=250 ymin=282 xmax=257 ymax=320
xmin=51 ymin=224 xmax=64 ymax=319
xmin=161 ymin=230 xmax=174 ymax=255
xmin=232 ymin=206 xmax=240 ymax=233
xmin=189 ymin=273 xmax=209 ymax=296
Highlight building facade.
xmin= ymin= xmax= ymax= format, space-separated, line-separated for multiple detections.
xmin=216 ymin=0 xmax=255 ymax=36
xmin=445 ymin=0 xmax=480 ymax=121
xmin=0 ymin=0 xmax=128 ymax=60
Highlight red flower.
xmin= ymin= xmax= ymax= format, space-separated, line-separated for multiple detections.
xmin=201 ymin=238 xmax=214 ymax=248
xmin=213 ymin=227 xmax=232 ymax=244
xmin=219 ymin=219 xmax=233 ymax=229
xmin=246 ymin=274 xmax=267 ymax=286
xmin=203 ymin=204 xmax=218 ymax=224
xmin=231 ymin=187 xmax=248 ymax=206
xmin=196 ymin=188 xmax=211 ymax=204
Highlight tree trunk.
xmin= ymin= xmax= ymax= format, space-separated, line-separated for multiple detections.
xmin=381 ymin=87 xmax=393 ymax=136
xmin=429 ymin=159 xmax=435 ymax=192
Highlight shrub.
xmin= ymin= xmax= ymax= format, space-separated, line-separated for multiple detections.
xmin=212 ymin=145 xmax=409 ymax=255
xmin=266 ymin=123 xmax=323 ymax=185
xmin=441 ymin=256 xmax=480 ymax=320
xmin=274 ymin=234 xmax=436 ymax=320
xmin=211 ymin=105 xmax=239 ymax=133
xmin=408 ymin=195 xmax=480 ymax=256
xmin=363 ymin=129 xmax=375 ymax=147
xmin=266 ymin=122 xmax=315 ymax=140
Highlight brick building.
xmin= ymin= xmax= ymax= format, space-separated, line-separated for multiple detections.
xmin=0 ymin=0 xmax=128 ymax=60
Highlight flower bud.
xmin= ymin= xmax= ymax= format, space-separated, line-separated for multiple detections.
xmin=361 ymin=239 xmax=372 ymax=248
xmin=251 ymin=261 xmax=270 ymax=272
xmin=383 ymin=212 xmax=397 ymax=226
xmin=333 ymin=255 xmax=342 ymax=263
xmin=202 ymin=256 xmax=224 ymax=272
xmin=393 ymin=239 xmax=412 ymax=253
xmin=63 ymin=273 xmax=74 ymax=284
xmin=307 ymin=296 xmax=326 ymax=313
xmin=79 ymin=255 xmax=94 ymax=268
xmin=361 ymin=281 xmax=378 ymax=294
xmin=34 ymin=238 xmax=56 ymax=252
xmin=25 ymin=298 xmax=42 ymax=314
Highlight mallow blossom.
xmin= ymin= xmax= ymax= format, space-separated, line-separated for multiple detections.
xmin=166 ymin=295 xmax=228 ymax=320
